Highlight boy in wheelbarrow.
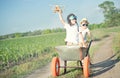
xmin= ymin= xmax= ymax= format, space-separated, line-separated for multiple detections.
xmin=54 ymin=5 xmax=88 ymax=63
xmin=79 ymin=18 xmax=93 ymax=64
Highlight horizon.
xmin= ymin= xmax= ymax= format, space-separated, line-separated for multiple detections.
xmin=0 ymin=0 xmax=119 ymax=35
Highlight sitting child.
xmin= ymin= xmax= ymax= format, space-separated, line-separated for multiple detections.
xmin=79 ymin=18 xmax=92 ymax=47
xmin=79 ymin=18 xmax=93 ymax=64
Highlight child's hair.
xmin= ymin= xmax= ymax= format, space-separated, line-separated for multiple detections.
xmin=80 ymin=18 xmax=89 ymax=24
xmin=67 ymin=13 xmax=77 ymax=26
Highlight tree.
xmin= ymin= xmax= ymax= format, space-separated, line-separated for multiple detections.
xmin=99 ymin=1 xmax=120 ymax=27
xmin=99 ymin=1 xmax=115 ymax=15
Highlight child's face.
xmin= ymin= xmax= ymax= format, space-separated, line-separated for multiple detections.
xmin=70 ymin=19 xmax=76 ymax=25
xmin=81 ymin=22 xmax=88 ymax=29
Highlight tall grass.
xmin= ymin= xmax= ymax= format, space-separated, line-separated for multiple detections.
xmin=112 ymin=32 xmax=120 ymax=60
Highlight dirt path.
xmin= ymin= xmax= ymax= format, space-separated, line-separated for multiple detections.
xmin=24 ymin=63 xmax=51 ymax=78
xmin=91 ymin=36 xmax=120 ymax=78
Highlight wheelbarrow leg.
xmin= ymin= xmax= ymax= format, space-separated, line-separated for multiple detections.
xmin=80 ymin=61 xmax=83 ymax=66
xmin=64 ymin=60 xmax=67 ymax=74
xmin=77 ymin=61 xmax=83 ymax=67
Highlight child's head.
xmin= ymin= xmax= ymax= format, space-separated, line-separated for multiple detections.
xmin=67 ymin=13 xmax=77 ymax=26
xmin=80 ymin=18 xmax=89 ymax=28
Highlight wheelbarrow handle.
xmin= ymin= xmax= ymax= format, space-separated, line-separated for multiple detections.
xmin=85 ymin=40 xmax=93 ymax=56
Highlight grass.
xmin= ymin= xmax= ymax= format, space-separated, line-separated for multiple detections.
xmin=0 ymin=51 xmax=53 ymax=78
xmin=112 ymin=32 xmax=120 ymax=60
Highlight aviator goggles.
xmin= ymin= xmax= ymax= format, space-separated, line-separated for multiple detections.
xmin=69 ymin=15 xmax=77 ymax=20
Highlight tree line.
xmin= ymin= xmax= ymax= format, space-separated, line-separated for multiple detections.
xmin=0 ymin=28 xmax=65 ymax=40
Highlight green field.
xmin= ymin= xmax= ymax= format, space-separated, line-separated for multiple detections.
xmin=0 ymin=32 xmax=65 ymax=65
xmin=0 ymin=32 xmax=66 ymax=78
xmin=0 ymin=27 xmax=120 ymax=78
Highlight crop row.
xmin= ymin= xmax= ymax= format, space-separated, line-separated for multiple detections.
xmin=0 ymin=32 xmax=65 ymax=70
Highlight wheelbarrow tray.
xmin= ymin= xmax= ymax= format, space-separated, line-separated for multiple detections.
xmin=55 ymin=45 xmax=87 ymax=61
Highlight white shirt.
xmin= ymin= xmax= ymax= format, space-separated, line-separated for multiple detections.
xmin=64 ymin=23 xmax=79 ymax=44
xmin=79 ymin=27 xmax=90 ymax=42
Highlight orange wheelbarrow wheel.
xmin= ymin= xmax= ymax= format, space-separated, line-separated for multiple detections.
xmin=83 ymin=56 xmax=90 ymax=77
xmin=51 ymin=57 xmax=60 ymax=77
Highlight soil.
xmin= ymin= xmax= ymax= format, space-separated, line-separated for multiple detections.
xmin=25 ymin=35 xmax=120 ymax=78
xmin=24 ymin=63 xmax=51 ymax=78
xmin=90 ymin=36 xmax=120 ymax=78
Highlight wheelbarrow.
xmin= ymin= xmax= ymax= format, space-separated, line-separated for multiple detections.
xmin=51 ymin=40 xmax=93 ymax=77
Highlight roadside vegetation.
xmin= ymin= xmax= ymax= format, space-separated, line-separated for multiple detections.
xmin=112 ymin=32 xmax=120 ymax=60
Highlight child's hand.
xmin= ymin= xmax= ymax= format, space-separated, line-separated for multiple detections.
xmin=83 ymin=44 xmax=87 ymax=48
xmin=54 ymin=5 xmax=62 ymax=13
xmin=79 ymin=42 xmax=87 ymax=48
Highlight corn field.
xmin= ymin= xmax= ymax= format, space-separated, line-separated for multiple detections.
xmin=0 ymin=32 xmax=65 ymax=71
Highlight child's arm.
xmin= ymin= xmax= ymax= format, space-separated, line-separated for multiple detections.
xmin=79 ymin=32 xmax=87 ymax=48
xmin=54 ymin=5 xmax=66 ymax=26
xmin=58 ymin=12 xmax=66 ymax=26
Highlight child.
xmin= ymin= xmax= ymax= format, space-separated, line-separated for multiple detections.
xmin=79 ymin=18 xmax=93 ymax=64
xmin=79 ymin=18 xmax=92 ymax=47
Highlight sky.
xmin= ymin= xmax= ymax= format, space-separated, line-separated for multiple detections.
xmin=0 ymin=0 xmax=120 ymax=35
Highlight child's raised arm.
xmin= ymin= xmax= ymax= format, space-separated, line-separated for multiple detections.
xmin=54 ymin=5 xmax=66 ymax=26
xmin=58 ymin=12 xmax=66 ymax=26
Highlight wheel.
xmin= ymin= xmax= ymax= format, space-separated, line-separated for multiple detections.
xmin=83 ymin=56 xmax=90 ymax=77
xmin=51 ymin=57 xmax=60 ymax=77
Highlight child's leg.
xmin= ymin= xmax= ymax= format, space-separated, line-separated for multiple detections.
xmin=79 ymin=48 xmax=83 ymax=60
xmin=79 ymin=43 xmax=83 ymax=60
xmin=79 ymin=33 xmax=87 ymax=47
